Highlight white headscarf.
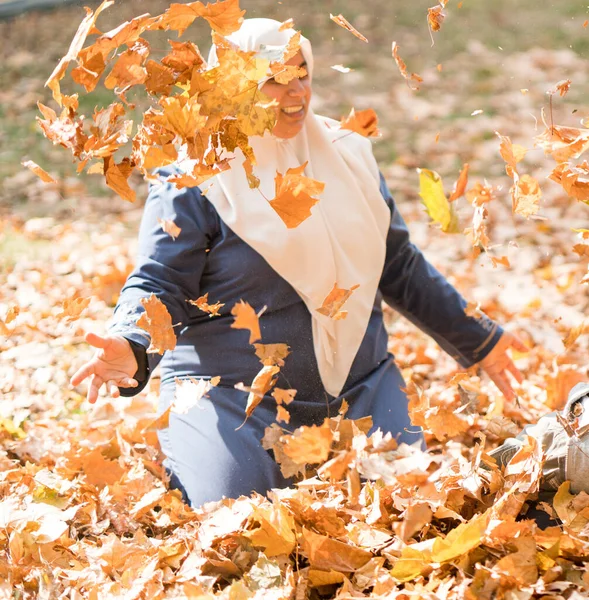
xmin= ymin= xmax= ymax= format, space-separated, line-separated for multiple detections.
xmin=200 ymin=19 xmax=391 ymax=397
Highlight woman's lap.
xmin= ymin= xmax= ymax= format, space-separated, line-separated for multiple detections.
xmin=157 ymin=358 xmax=423 ymax=507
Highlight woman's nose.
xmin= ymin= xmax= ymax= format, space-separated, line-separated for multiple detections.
xmin=287 ymin=77 xmax=306 ymax=97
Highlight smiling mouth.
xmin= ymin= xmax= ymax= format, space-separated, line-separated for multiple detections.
xmin=281 ymin=105 xmax=305 ymax=115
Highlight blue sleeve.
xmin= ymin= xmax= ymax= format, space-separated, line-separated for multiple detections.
xmin=377 ymin=173 xmax=503 ymax=368
xmin=107 ymin=174 xmax=216 ymax=395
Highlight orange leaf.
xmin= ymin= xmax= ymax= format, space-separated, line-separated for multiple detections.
xmin=269 ymin=163 xmax=325 ymax=228
xmin=236 ymin=365 xmax=280 ymax=423
xmin=340 ymin=108 xmax=380 ymax=138
xmin=154 ymin=0 xmax=245 ymax=36
xmin=496 ymin=132 xmax=527 ymax=179
xmin=490 ymin=255 xmax=511 ymax=268
xmin=448 ymin=163 xmax=469 ymax=202
xmin=137 ymin=293 xmax=177 ymax=354
xmin=22 ymin=160 xmax=57 ymax=184
xmin=329 ymin=13 xmax=368 ymax=43
xmin=56 ymin=295 xmax=91 ymax=322
xmin=276 ymin=405 xmax=291 ymax=424
xmin=427 ymin=5 xmax=446 ymax=31
xmin=243 ymin=157 xmax=260 ymax=189
xmin=511 ymin=174 xmax=541 ymax=218
xmin=158 ymin=218 xmax=182 ymax=240
xmin=104 ymin=40 xmax=149 ymax=91
xmin=230 ymin=300 xmax=262 ymax=344
xmin=563 ymin=321 xmax=589 ymax=350
xmin=173 ymin=376 xmax=220 ymax=414
xmin=104 ymin=157 xmax=136 ymax=202
xmin=535 ymin=123 xmax=589 ymax=163
xmin=391 ymin=42 xmax=423 ymax=91
xmin=300 ymin=526 xmax=372 ymax=572
xmin=253 ymin=343 xmax=290 ymax=367
xmin=187 ymin=293 xmax=225 ymax=317
xmin=279 ymin=18 xmax=294 ymax=31
xmin=317 ymin=283 xmax=359 ymax=320
xmin=553 ymin=79 xmax=572 ymax=97
xmin=282 ymin=422 xmax=334 ymax=465
xmin=549 ymin=161 xmax=589 ymax=203
xmin=272 ymin=388 xmax=297 ymax=405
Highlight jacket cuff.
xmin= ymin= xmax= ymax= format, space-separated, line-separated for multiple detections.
xmin=118 ymin=337 xmax=150 ymax=397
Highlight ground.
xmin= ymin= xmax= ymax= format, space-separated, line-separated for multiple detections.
xmin=0 ymin=1 xmax=589 ymax=598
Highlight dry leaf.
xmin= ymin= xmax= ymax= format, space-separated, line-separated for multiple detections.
xmin=253 ymin=343 xmax=290 ymax=367
xmin=276 ymin=405 xmax=291 ymax=424
xmin=237 ymin=365 xmax=280 ymax=423
xmin=282 ymin=422 xmax=334 ymax=465
xmin=563 ymin=321 xmax=589 ymax=349
xmin=172 ymin=376 xmax=220 ymax=414
xmin=56 ymin=295 xmax=91 ymax=322
xmin=22 ymin=160 xmax=58 ymax=184
xmin=317 ymin=283 xmax=359 ymax=320
xmin=340 ymin=107 xmax=380 ymax=138
xmin=417 ymin=168 xmax=460 ymax=233
xmin=269 ymin=163 xmax=325 ymax=229
xmin=137 ymin=293 xmax=177 ymax=353
xmin=271 ymin=388 xmax=297 ymax=405
xmin=448 ymin=163 xmax=469 ymax=202
xmin=427 ymin=5 xmax=446 ymax=32
xmin=158 ymin=218 xmax=181 ymax=240
xmin=329 ymin=13 xmax=369 ymax=43
xmin=391 ymin=42 xmax=423 ymax=91
xmin=511 ymin=174 xmax=542 ymax=218
xmin=230 ymin=300 xmax=262 ymax=344
xmin=187 ymin=293 xmax=225 ymax=317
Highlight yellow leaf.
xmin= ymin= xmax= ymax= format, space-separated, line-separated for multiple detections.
xmin=245 ymin=504 xmax=296 ymax=557
xmin=417 ymin=168 xmax=460 ymax=233
xmin=431 ymin=512 xmax=490 ymax=563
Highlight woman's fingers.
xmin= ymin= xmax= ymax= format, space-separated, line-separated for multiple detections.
xmin=506 ymin=360 xmax=524 ymax=384
xmin=107 ymin=380 xmax=120 ymax=398
xmin=489 ymin=370 xmax=515 ymax=402
xmin=85 ymin=332 xmax=112 ymax=350
xmin=70 ymin=363 xmax=94 ymax=387
xmin=87 ymin=374 xmax=104 ymax=404
xmin=508 ymin=334 xmax=529 ymax=354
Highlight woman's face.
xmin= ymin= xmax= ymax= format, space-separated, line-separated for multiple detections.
xmin=261 ymin=50 xmax=311 ymax=139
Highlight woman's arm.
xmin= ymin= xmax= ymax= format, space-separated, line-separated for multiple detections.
xmin=108 ymin=173 xmax=216 ymax=396
xmin=377 ymin=173 xmax=503 ymax=368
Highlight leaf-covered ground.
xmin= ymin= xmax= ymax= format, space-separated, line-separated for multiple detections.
xmin=1 ymin=1 xmax=589 ymax=598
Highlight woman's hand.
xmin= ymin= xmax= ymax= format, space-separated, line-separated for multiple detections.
xmin=478 ymin=331 xmax=528 ymax=402
xmin=69 ymin=332 xmax=139 ymax=404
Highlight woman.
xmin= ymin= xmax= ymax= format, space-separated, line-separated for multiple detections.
xmin=70 ymin=19 xmax=526 ymax=508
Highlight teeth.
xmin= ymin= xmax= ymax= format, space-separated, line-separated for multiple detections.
xmin=282 ymin=106 xmax=304 ymax=114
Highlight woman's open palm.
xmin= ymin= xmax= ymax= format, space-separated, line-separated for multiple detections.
xmin=69 ymin=332 xmax=139 ymax=404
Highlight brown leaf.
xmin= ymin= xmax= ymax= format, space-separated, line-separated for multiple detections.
xmin=427 ymin=5 xmax=446 ymax=32
xmin=553 ymin=79 xmax=572 ymax=97
xmin=340 ymin=107 xmax=380 ymax=138
xmin=329 ymin=13 xmax=369 ymax=43
xmin=253 ymin=343 xmax=290 ymax=367
xmin=158 ymin=218 xmax=182 ymax=240
xmin=137 ymin=293 xmax=177 ymax=354
xmin=187 ymin=293 xmax=225 ymax=317
xmin=21 ymin=160 xmax=57 ymax=184
xmin=269 ymin=163 xmax=325 ymax=228
xmin=230 ymin=300 xmax=262 ymax=344
xmin=448 ymin=163 xmax=469 ymax=202
xmin=316 ymin=283 xmax=359 ymax=320
xmin=391 ymin=42 xmax=423 ymax=91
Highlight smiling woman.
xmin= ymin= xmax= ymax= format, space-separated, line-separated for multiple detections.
xmin=71 ymin=18 xmax=526 ymax=509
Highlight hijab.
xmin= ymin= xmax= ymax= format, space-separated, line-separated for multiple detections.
xmin=200 ymin=19 xmax=391 ymax=397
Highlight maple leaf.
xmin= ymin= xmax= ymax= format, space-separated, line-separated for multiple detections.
xmin=172 ymin=376 xmax=220 ymax=414
xmin=535 ymin=122 xmax=589 ymax=163
xmin=271 ymin=388 xmax=297 ymax=405
xmin=104 ymin=157 xmax=136 ymax=202
xmin=187 ymin=293 xmax=225 ymax=317
xmin=552 ymin=79 xmax=572 ymax=97
xmin=417 ymin=168 xmax=460 ymax=233
xmin=329 ymin=13 xmax=369 ymax=43
xmin=243 ymin=157 xmax=260 ymax=189
xmin=496 ymin=132 xmax=527 ymax=178
xmin=153 ymin=0 xmax=245 ymax=36
xmin=279 ymin=18 xmax=294 ymax=31
xmin=316 ymin=283 xmax=360 ymax=320
xmin=511 ymin=174 xmax=541 ymax=218
xmin=253 ymin=343 xmax=290 ymax=367
xmin=391 ymin=42 xmax=423 ymax=91
xmin=427 ymin=5 xmax=446 ymax=32
xmin=22 ymin=160 xmax=57 ymax=184
xmin=300 ymin=526 xmax=372 ymax=572
xmin=136 ymin=293 xmax=177 ymax=354
xmin=157 ymin=218 xmax=181 ymax=240
xmin=549 ymin=161 xmax=589 ymax=203
xmin=563 ymin=320 xmax=589 ymax=350
xmin=45 ymin=0 xmax=114 ymax=106
xmin=276 ymin=405 xmax=291 ymax=424
xmin=236 ymin=365 xmax=280 ymax=424
xmin=340 ymin=107 xmax=380 ymax=138
xmin=56 ymin=295 xmax=91 ymax=322
xmin=282 ymin=422 xmax=334 ymax=465
xmin=466 ymin=181 xmax=494 ymax=206
xmin=230 ymin=300 xmax=262 ymax=344
xmin=448 ymin=163 xmax=469 ymax=202
xmin=269 ymin=163 xmax=325 ymax=228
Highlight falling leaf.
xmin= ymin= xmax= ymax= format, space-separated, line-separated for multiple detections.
xmin=271 ymin=388 xmax=297 ymax=405
xmin=417 ymin=168 xmax=460 ymax=233
xmin=104 ymin=157 xmax=136 ymax=202
xmin=427 ymin=5 xmax=446 ymax=32
xmin=269 ymin=163 xmax=325 ymax=229
xmin=491 ymin=255 xmax=511 ymax=268
xmin=278 ymin=18 xmax=294 ymax=31
xmin=535 ymin=122 xmax=589 ymax=163
xmin=230 ymin=300 xmax=262 ymax=344
xmin=253 ymin=343 xmax=290 ymax=367
xmin=329 ymin=13 xmax=369 ymax=43
xmin=563 ymin=321 xmax=589 ymax=350
xmin=236 ymin=365 xmax=280 ymax=424
xmin=317 ymin=283 xmax=359 ymax=320
xmin=466 ymin=181 xmax=494 ymax=206
xmin=276 ymin=405 xmax=291 ymax=424
xmin=187 ymin=293 xmax=225 ymax=317
xmin=56 ymin=295 xmax=91 ymax=322
xmin=391 ymin=42 xmax=423 ymax=91
xmin=549 ymin=161 xmax=589 ymax=203
xmin=153 ymin=0 xmax=245 ymax=36
xmin=22 ymin=160 xmax=57 ymax=184
xmin=282 ymin=422 xmax=334 ymax=465
xmin=511 ymin=174 xmax=542 ymax=218
xmin=448 ymin=163 xmax=469 ymax=202
xmin=496 ymin=132 xmax=527 ymax=178
xmin=552 ymin=79 xmax=572 ymax=97
xmin=158 ymin=218 xmax=181 ymax=240
xmin=137 ymin=293 xmax=177 ymax=353
xmin=172 ymin=376 xmax=220 ymax=414
xmin=340 ymin=107 xmax=380 ymax=138
xmin=331 ymin=64 xmax=352 ymax=73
